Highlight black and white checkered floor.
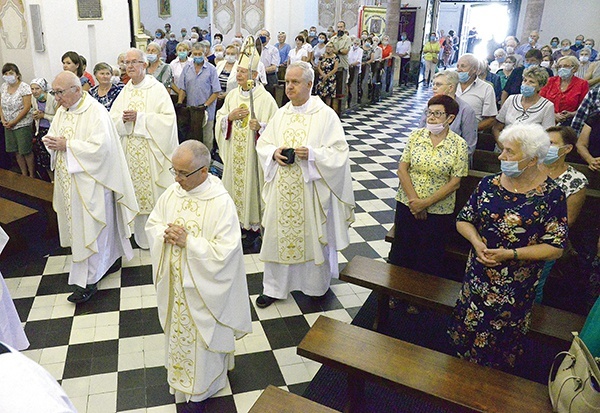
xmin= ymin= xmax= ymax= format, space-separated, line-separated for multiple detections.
xmin=3 ymin=85 xmax=432 ymax=413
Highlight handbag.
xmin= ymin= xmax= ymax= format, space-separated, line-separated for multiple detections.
xmin=548 ymin=332 xmax=600 ymax=412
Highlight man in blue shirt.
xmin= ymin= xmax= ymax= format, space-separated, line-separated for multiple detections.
xmin=177 ymin=43 xmax=221 ymax=151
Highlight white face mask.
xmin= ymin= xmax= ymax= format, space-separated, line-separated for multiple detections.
xmin=225 ymin=54 xmax=237 ymax=64
xmin=540 ymin=61 xmax=551 ymax=68
xmin=3 ymin=75 xmax=17 ymax=85
xmin=215 ymin=51 xmax=224 ymax=59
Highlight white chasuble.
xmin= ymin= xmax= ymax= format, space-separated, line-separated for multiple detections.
xmin=46 ymin=94 xmax=139 ymax=287
xmin=256 ymin=97 xmax=355 ymax=298
xmin=146 ymin=176 xmax=252 ymax=400
xmin=215 ymin=84 xmax=278 ymax=230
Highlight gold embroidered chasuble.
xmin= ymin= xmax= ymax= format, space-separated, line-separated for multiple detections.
xmin=47 ymin=94 xmax=138 ymax=264
xmin=110 ymin=75 xmax=178 ymax=215
xmin=146 ymin=176 xmax=252 ymax=399
xmin=256 ymin=96 xmax=355 ymax=266
xmin=215 ymin=84 xmax=278 ymax=230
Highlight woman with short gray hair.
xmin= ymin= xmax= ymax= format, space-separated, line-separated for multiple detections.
xmin=89 ymin=62 xmax=123 ymax=111
xmin=449 ymin=123 xmax=568 ymax=369
xmin=493 ymin=66 xmax=555 ymax=145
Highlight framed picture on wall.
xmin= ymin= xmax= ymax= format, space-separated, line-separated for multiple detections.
xmin=198 ymin=0 xmax=208 ymax=17
xmin=77 ymin=0 xmax=103 ymax=20
xmin=158 ymin=0 xmax=171 ymax=18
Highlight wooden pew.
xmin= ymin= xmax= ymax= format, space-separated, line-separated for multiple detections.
xmin=340 ymin=255 xmax=585 ymax=345
xmin=248 ymin=385 xmax=339 ymax=413
xmin=0 ymin=168 xmax=56 ymax=237
xmin=0 ymin=197 xmax=38 ymax=255
xmin=298 ymin=316 xmax=551 ymax=413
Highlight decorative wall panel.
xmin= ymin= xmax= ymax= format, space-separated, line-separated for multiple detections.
xmin=240 ymin=0 xmax=263 ymax=36
xmin=0 ymin=0 xmax=26 ymax=49
xmin=341 ymin=0 xmax=360 ymax=31
xmin=213 ymin=0 xmax=234 ymax=34
xmin=318 ymin=0 xmax=336 ymax=29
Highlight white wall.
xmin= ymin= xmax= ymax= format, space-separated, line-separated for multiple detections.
xmin=21 ymin=0 xmax=130 ymax=83
xmin=517 ymin=0 xmax=600 ymax=45
xmin=139 ymin=0 xmax=211 ymax=38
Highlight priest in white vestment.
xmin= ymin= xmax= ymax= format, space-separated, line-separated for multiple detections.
xmin=215 ymin=40 xmax=278 ymax=252
xmin=146 ymin=141 xmax=252 ymax=408
xmin=110 ymin=48 xmax=178 ymax=250
xmin=255 ymin=61 xmax=355 ymax=308
xmin=0 ymin=227 xmax=29 ymax=350
xmin=43 ymin=72 xmax=138 ymax=304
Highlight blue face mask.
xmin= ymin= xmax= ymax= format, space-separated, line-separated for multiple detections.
xmin=178 ymin=51 xmax=188 ymax=60
xmin=543 ymin=145 xmax=565 ymax=165
xmin=558 ymin=67 xmax=573 ymax=79
xmin=193 ymin=56 xmax=204 ymax=65
xmin=155 ymin=33 xmax=161 ymax=38
xmin=551 ymin=41 xmax=558 ymax=48
xmin=575 ymin=40 xmax=583 ymax=46
xmin=401 ymin=35 xmax=407 ymax=41
xmin=147 ymin=54 xmax=158 ymax=63
xmin=318 ymin=38 xmax=325 ymax=44
xmin=501 ymin=159 xmax=529 ymax=178
xmin=562 ymin=45 xmax=571 ymax=51
xmin=520 ymin=84 xmax=536 ymax=97
xmin=309 ymin=31 xmax=316 ymax=37
xmin=496 ymin=56 xmax=506 ymax=63
xmin=457 ymin=71 xmax=470 ymax=83
xmin=259 ymin=36 xmax=267 ymax=44
xmin=430 ymin=36 xmax=436 ymax=42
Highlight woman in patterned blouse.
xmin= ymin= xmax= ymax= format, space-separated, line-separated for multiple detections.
xmin=448 ymin=123 xmax=568 ymax=369
xmin=388 ymin=94 xmax=469 ymax=277
xmin=88 ymin=63 xmax=123 ymax=112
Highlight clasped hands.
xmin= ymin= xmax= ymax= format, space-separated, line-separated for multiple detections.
xmin=164 ymin=223 xmax=187 ymax=247
xmin=407 ymin=198 xmax=429 ymax=220
xmin=473 ymin=240 xmax=512 ymax=267
xmin=228 ymin=107 xmax=260 ymax=131
xmin=273 ymin=146 xmax=309 ymax=166
xmin=122 ymin=109 xmax=138 ymax=123
xmin=42 ymin=136 xmax=67 ymax=151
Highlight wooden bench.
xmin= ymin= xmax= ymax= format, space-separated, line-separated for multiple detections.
xmin=340 ymin=255 xmax=585 ymax=345
xmin=0 ymin=168 xmax=56 ymax=237
xmin=248 ymin=385 xmax=339 ymax=413
xmin=298 ymin=316 xmax=551 ymax=413
xmin=0 ymin=197 xmax=39 ymax=255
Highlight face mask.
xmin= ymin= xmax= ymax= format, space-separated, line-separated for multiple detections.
xmin=506 ymin=46 xmax=514 ymax=54
xmin=35 ymin=93 xmax=45 ymax=101
xmin=259 ymin=35 xmax=267 ymax=44
xmin=401 ymin=35 xmax=407 ymax=41
xmin=147 ymin=54 xmax=158 ymax=63
xmin=338 ymin=30 xmax=344 ymax=37
xmin=373 ymin=39 xmax=379 ymax=45
xmin=309 ymin=31 xmax=316 ymax=37
xmin=178 ymin=51 xmax=188 ymax=60
xmin=520 ymin=84 xmax=536 ymax=97
xmin=457 ymin=71 xmax=470 ymax=83
xmin=524 ymin=62 xmax=538 ymax=69
xmin=181 ymin=32 xmax=187 ymax=37
xmin=318 ymin=38 xmax=325 ymax=44
xmin=585 ymin=44 xmax=593 ymax=50
xmin=364 ymin=43 xmax=371 ymax=48
xmin=551 ymin=41 xmax=558 ymax=48
xmin=215 ymin=51 xmax=224 ymax=59
xmin=503 ymin=63 xmax=514 ymax=71
xmin=558 ymin=67 xmax=572 ymax=79
xmin=191 ymin=38 xmax=198 ymax=43
xmin=543 ymin=145 xmax=566 ymax=165
xmin=155 ymin=33 xmax=161 ymax=38
xmin=3 ymin=75 xmax=16 ymax=84
xmin=426 ymin=121 xmax=446 ymax=135
xmin=169 ymin=36 xmax=176 ymax=42
xmin=361 ymin=34 xmax=367 ymax=40
xmin=562 ymin=45 xmax=570 ymax=51
xmin=529 ymin=36 xmax=535 ymax=43
xmin=430 ymin=36 xmax=436 ymax=42
xmin=353 ymin=44 xmax=360 ymax=49
xmin=214 ymin=39 xmax=221 ymax=45
xmin=501 ymin=159 xmax=528 ymax=178
xmin=235 ymin=36 xmax=243 ymax=41
xmin=575 ymin=40 xmax=583 ymax=46
xmin=540 ymin=61 xmax=551 ymax=68
xmin=496 ymin=56 xmax=506 ymax=63
xmin=382 ymin=41 xmax=389 ymax=46
xmin=580 ymin=55 xmax=590 ymax=63
xmin=193 ymin=56 xmax=204 ymax=65
xmin=226 ymin=54 xmax=237 ymax=64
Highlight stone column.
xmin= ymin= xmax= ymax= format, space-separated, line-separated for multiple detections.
xmin=385 ymin=0 xmax=401 ymax=45
xmin=521 ymin=0 xmax=545 ymax=38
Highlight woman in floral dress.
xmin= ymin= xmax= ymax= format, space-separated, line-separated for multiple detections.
xmin=316 ymin=42 xmax=339 ymax=106
xmin=448 ymin=123 xmax=568 ymax=369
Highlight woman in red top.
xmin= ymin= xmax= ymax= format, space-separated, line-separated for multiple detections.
xmin=380 ymin=35 xmax=394 ymax=92
xmin=540 ymin=55 xmax=589 ymax=125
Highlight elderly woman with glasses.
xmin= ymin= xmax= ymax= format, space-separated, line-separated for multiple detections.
xmin=540 ymin=55 xmax=589 ymax=125
xmin=388 ymin=95 xmax=468 ymax=277
xmin=448 ymin=123 xmax=568 ymax=370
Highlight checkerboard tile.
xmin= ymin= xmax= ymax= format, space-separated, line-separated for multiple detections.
xmin=2 ymin=86 xmax=432 ymax=413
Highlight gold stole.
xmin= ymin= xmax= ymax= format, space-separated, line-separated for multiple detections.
xmin=124 ymin=88 xmax=154 ymax=214
xmin=54 ymin=111 xmax=78 ymax=241
xmin=276 ymin=113 xmax=310 ymax=263
xmin=231 ymin=113 xmax=250 ymax=220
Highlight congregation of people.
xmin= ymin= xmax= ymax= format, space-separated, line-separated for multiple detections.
xmin=3 ymin=18 xmax=600 ymax=411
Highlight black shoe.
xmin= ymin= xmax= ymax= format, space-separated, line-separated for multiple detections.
xmin=102 ymin=257 xmax=122 ymax=279
xmin=67 ymin=284 xmax=98 ymax=304
xmin=256 ymin=294 xmax=277 ymax=308
xmin=177 ymin=400 xmax=207 ymax=413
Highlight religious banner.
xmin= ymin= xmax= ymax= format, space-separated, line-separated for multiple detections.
xmin=397 ymin=7 xmax=417 ymax=42
xmin=358 ymin=6 xmax=386 ymax=37
xmin=198 ymin=0 xmax=208 ymax=17
xmin=158 ymin=0 xmax=170 ymax=18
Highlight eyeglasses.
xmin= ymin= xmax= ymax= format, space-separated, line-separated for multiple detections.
xmin=425 ymin=110 xmax=447 ymax=118
xmin=49 ymin=86 xmax=76 ymax=97
xmin=123 ymin=60 xmax=145 ymax=66
xmin=169 ymin=165 xmax=206 ymax=178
